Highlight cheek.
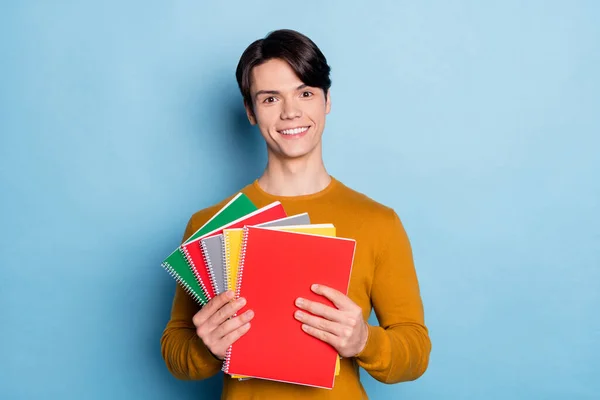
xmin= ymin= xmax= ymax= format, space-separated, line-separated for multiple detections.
xmin=306 ymin=102 xmax=327 ymax=122
xmin=255 ymin=107 xmax=279 ymax=127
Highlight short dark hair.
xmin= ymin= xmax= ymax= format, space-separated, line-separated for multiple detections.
xmin=235 ymin=29 xmax=332 ymax=116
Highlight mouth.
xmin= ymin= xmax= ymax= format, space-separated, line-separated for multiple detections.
xmin=277 ymin=126 xmax=310 ymax=138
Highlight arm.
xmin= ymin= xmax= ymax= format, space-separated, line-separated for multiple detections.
xmin=160 ymin=218 xmax=222 ymax=380
xmin=355 ymin=209 xmax=431 ymax=383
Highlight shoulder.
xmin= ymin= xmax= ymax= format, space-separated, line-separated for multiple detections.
xmin=334 ymin=180 xmax=412 ymax=264
xmin=333 ymin=179 xmax=401 ymax=224
xmin=332 ymin=179 xmax=410 ymax=262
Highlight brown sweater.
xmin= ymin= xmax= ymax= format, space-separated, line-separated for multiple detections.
xmin=160 ymin=177 xmax=431 ymax=399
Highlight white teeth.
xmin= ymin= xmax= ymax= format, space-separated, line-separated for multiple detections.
xmin=280 ymin=126 xmax=309 ymax=135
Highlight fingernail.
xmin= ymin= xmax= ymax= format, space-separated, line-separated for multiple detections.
xmin=226 ymin=290 xmax=234 ymax=299
xmin=295 ymin=310 xmax=303 ymax=319
xmin=237 ymin=297 xmax=246 ymax=306
xmin=296 ymin=298 xmax=304 ymax=307
xmin=311 ymin=284 xmax=319 ymax=291
xmin=245 ymin=310 xmax=254 ymax=320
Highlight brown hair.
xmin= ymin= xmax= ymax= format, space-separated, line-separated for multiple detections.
xmin=235 ymin=29 xmax=332 ymax=117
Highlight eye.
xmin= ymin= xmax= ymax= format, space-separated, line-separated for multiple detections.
xmin=263 ymin=96 xmax=277 ymax=104
xmin=301 ymin=91 xmax=313 ymax=98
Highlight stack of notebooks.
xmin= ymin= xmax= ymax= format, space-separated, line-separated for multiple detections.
xmin=161 ymin=193 xmax=356 ymax=389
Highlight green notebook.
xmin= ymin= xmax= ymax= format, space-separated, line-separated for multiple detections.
xmin=162 ymin=192 xmax=257 ymax=305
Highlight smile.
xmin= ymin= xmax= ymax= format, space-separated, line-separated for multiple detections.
xmin=278 ymin=126 xmax=310 ymax=135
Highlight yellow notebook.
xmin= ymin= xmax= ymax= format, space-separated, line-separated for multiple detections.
xmin=222 ymin=224 xmax=340 ymax=379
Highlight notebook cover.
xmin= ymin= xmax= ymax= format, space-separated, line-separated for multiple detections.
xmin=257 ymin=212 xmax=310 ymax=228
xmin=181 ymin=202 xmax=287 ymax=301
xmin=221 ymin=213 xmax=312 ymax=293
xmin=223 ymin=230 xmax=243 ymax=294
xmin=223 ymin=215 xmax=313 ymax=380
xmin=223 ymin=223 xmax=340 ymax=381
xmin=223 ymin=226 xmax=356 ymax=389
xmin=200 ymin=235 xmax=227 ymax=295
xmin=161 ymin=193 xmax=256 ymax=305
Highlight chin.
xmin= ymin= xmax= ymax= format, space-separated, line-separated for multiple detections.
xmin=276 ymin=143 xmax=319 ymax=160
xmin=279 ymin=151 xmax=311 ymax=160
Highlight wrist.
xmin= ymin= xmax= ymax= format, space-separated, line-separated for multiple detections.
xmin=355 ymin=321 xmax=369 ymax=356
xmin=197 ymin=336 xmax=224 ymax=361
xmin=209 ymin=349 xmax=224 ymax=361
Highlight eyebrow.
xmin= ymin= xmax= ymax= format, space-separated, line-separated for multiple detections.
xmin=254 ymin=84 xmax=308 ymax=100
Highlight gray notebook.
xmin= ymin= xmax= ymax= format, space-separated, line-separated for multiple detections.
xmin=200 ymin=213 xmax=311 ymax=295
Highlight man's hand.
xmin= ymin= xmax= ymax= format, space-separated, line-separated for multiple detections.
xmin=192 ymin=290 xmax=254 ymax=360
xmin=294 ymin=284 xmax=369 ymax=358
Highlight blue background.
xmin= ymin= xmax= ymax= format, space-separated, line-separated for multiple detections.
xmin=1 ymin=1 xmax=598 ymax=399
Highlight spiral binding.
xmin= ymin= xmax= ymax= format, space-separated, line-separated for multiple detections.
xmin=221 ymin=234 xmax=229 ymax=291
xmin=161 ymin=261 xmax=205 ymax=305
xmin=222 ymin=226 xmax=251 ymax=374
xmin=234 ymin=226 xmax=250 ymax=300
xmin=222 ymin=343 xmax=233 ymax=373
xmin=180 ymin=246 xmax=212 ymax=302
xmin=200 ymin=239 xmax=219 ymax=295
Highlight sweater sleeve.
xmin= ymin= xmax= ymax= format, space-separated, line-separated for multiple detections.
xmin=160 ymin=217 xmax=222 ymax=380
xmin=355 ymin=209 xmax=431 ymax=383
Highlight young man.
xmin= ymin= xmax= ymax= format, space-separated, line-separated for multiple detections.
xmin=161 ymin=29 xmax=431 ymax=399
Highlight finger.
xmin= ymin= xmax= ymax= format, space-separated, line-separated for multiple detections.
xmin=295 ymin=297 xmax=345 ymax=323
xmin=294 ymin=310 xmax=347 ymax=337
xmin=207 ymin=296 xmax=247 ymax=328
xmin=301 ymin=324 xmax=338 ymax=347
xmin=220 ymin=321 xmax=252 ymax=349
xmin=193 ymin=290 xmax=235 ymax=327
xmin=311 ymin=284 xmax=353 ymax=310
xmin=214 ymin=309 xmax=255 ymax=340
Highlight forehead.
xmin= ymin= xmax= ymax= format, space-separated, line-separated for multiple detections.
xmin=250 ymin=58 xmax=304 ymax=92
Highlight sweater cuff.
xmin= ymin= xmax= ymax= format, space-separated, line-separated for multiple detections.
xmin=355 ymin=324 xmax=385 ymax=366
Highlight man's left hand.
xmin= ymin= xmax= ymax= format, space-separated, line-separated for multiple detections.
xmin=294 ymin=284 xmax=369 ymax=358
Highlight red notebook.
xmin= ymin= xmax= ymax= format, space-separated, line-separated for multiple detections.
xmin=181 ymin=202 xmax=287 ymax=300
xmin=223 ymin=226 xmax=356 ymax=389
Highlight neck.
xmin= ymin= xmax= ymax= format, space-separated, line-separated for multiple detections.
xmin=257 ymin=148 xmax=331 ymax=197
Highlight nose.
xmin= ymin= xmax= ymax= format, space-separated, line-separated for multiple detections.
xmin=280 ymin=99 xmax=302 ymax=120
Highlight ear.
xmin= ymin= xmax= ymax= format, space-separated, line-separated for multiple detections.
xmin=325 ymin=89 xmax=331 ymax=115
xmin=244 ymin=101 xmax=257 ymax=125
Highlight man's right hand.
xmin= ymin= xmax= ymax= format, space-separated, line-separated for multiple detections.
xmin=192 ymin=290 xmax=254 ymax=360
